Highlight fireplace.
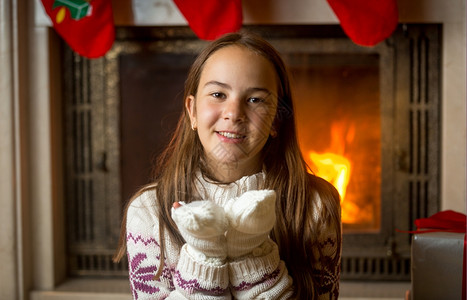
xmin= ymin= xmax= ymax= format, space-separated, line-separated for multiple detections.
xmin=62 ymin=25 xmax=441 ymax=280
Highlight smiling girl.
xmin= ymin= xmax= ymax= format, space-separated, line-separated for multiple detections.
xmin=114 ymin=31 xmax=342 ymax=299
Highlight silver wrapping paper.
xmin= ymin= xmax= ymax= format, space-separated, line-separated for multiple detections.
xmin=411 ymin=231 xmax=465 ymax=300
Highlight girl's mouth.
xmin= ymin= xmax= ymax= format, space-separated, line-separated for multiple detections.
xmin=216 ymin=131 xmax=246 ymax=139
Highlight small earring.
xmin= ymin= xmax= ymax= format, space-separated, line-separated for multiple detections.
xmin=191 ymin=123 xmax=197 ymax=131
xmin=270 ymin=128 xmax=277 ymax=138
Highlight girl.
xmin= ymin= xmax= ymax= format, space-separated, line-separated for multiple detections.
xmin=114 ymin=31 xmax=342 ymax=299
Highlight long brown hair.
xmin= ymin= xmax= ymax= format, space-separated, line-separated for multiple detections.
xmin=114 ymin=30 xmax=341 ymax=299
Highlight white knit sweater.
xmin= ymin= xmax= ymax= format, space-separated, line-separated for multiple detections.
xmin=125 ymin=172 xmax=338 ymax=299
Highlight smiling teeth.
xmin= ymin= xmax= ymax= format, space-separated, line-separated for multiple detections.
xmin=218 ymin=131 xmax=244 ymax=139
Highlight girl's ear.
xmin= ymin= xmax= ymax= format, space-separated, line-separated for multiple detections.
xmin=185 ymin=95 xmax=197 ymax=130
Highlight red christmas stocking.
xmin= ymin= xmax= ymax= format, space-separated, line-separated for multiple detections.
xmin=173 ymin=0 xmax=243 ymax=40
xmin=327 ymin=0 xmax=398 ymax=46
xmin=41 ymin=0 xmax=115 ymax=58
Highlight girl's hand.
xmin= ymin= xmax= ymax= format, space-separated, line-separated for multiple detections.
xmin=171 ymin=200 xmax=228 ymax=264
xmin=224 ymin=190 xmax=276 ymax=259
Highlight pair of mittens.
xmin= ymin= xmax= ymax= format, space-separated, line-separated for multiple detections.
xmin=171 ymin=190 xmax=276 ymax=262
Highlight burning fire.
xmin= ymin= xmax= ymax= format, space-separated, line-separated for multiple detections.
xmin=308 ymin=122 xmax=360 ymax=224
xmin=309 ymin=152 xmax=351 ymax=200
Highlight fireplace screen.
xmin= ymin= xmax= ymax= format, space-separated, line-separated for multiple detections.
xmin=62 ymin=25 xmax=440 ymax=280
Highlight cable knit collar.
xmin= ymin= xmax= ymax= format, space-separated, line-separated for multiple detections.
xmin=193 ymin=171 xmax=266 ymax=207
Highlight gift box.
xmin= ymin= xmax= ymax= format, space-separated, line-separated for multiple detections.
xmin=411 ymin=231 xmax=465 ymax=300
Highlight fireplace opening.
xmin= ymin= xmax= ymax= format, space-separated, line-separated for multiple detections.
xmin=62 ymin=25 xmax=441 ymax=280
xmin=288 ymin=53 xmax=381 ymax=233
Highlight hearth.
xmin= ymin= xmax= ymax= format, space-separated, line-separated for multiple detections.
xmin=62 ymin=25 xmax=441 ymax=280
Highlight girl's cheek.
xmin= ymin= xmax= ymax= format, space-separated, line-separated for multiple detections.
xmin=249 ymin=107 xmax=276 ymax=127
xmin=198 ymin=102 xmax=220 ymax=122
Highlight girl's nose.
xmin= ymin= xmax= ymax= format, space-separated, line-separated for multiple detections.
xmin=223 ymin=99 xmax=245 ymax=122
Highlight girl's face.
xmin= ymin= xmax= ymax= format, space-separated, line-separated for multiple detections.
xmin=186 ymin=45 xmax=278 ymax=180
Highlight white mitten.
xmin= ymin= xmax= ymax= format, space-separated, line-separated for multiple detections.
xmin=171 ymin=200 xmax=228 ymax=264
xmin=224 ymin=190 xmax=276 ymax=259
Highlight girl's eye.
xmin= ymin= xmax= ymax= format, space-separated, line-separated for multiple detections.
xmin=247 ymin=97 xmax=265 ymax=103
xmin=211 ymin=92 xmax=225 ymax=99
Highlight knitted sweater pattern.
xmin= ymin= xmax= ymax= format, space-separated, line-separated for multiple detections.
xmin=125 ymin=172 xmax=339 ymax=299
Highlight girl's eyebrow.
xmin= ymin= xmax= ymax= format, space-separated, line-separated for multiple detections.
xmin=248 ymin=87 xmax=272 ymax=95
xmin=204 ymin=80 xmax=231 ymax=89
xmin=204 ymin=80 xmax=272 ymax=94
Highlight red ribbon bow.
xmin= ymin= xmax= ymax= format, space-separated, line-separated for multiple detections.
xmin=414 ymin=210 xmax=466 ymax=233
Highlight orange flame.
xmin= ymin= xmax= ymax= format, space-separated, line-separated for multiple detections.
xmin=308 ymin=122 xmax=359 ymax=224
xmin=309 ymin=152 xmax=351 ymax=200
